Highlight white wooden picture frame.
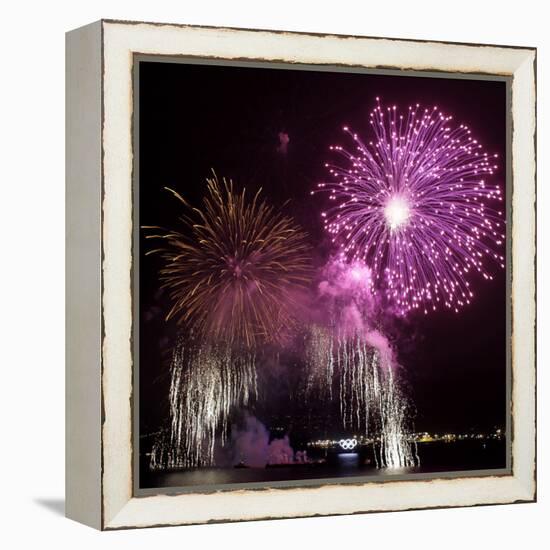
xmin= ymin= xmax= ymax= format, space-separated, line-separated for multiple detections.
xmin=66 ymin=19 xmax=536 ymax=530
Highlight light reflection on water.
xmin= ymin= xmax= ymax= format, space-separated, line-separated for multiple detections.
xmin=337 ymin=452 xmax=359 ymax=466
xmin=153 ymin=456 xmax=415 ymax=488
xmin=142 ymin=439 xmax=506 ymax=489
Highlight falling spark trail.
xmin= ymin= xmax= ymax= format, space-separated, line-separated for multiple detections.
xmin=151 ymin=340 xmax=257 ymax=469
xmin=306 ymin=327 xmax=418 ymax=468
xmin=305 ymin=325 xmax=334 ymax=401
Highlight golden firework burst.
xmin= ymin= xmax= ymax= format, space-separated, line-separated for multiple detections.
xmin=145 ymin=173 xmax=312 ymax=348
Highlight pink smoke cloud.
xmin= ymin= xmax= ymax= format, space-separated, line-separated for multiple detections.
xmin=230 ymin=414 xmax=298 ymax=468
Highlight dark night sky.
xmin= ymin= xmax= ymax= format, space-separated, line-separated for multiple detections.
xmin=138 ymin=60 xmax=507 ymax=438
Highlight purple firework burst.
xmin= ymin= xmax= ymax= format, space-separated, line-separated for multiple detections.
xmin=316 ymin=98 xmax=505 ymax=315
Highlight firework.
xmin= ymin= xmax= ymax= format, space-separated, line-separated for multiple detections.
xmin=150 ymin=340 xmax=257 ymax=469
xmin=305 ymin=325 xmax=334 ymax=401
xmin=316 ymin=98 xmax=505 ymax=315
xmin=145 ymin=173 xmax=312 ymax=348
xmin=147 ymin=173 xmax=311 ymax=468
xmin=305 ymin=258 xmax=418 ymax=468
xmin=306 ymin=326 xmax=418 ymax=468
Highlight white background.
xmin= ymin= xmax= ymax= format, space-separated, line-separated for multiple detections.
xmin=1 ymin=1 xmax=547 ymax=548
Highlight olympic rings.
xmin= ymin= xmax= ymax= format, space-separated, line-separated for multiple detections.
xmin=338 ymin=438 xmax=358 ymax=450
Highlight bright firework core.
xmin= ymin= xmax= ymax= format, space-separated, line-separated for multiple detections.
xmin=384 ymin=195 xmax=411 ymax=231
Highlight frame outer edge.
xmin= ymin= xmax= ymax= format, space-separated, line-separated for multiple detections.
xmin=65 ymin=20 xmax=104 ymax=530
xmin=510 ymin=51 xmax=537 ymax=500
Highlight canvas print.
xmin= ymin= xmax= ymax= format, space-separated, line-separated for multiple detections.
xmin=136 ymin=59 xmax=509 ymax=491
